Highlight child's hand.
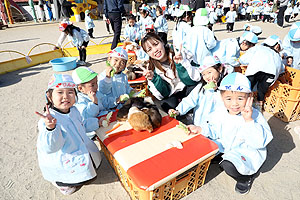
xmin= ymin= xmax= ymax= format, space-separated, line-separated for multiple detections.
xmin=35 ymin=105 xmax=57 ymax=130
xmin=287 ymin=57 xmax=293 ymax=66
xmin=241 ymin=96 xmax=254 ymax=122
xmin=173 ymin=44 xmax=183 ymax=64
xmin=87 ymin=91 xmax=98 ymax=105
xmin=186 ymin=125 xmax=202 ymax=135
xmin=106 ymin=66 xmax=113 ymax=78
xmin=99 ymin=117 xmax=110 ymax=127
xmin=168 ymin=109 xmax=179 ymax=118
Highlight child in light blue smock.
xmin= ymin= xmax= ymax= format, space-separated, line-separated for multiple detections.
xmin=187 ymin=72 xmax=273 ymax=195
xmin=124 ymin=15 xmax=141 ymax=44
xmin=169 ymin=55 xmax=229 ymax=126
xmin=35 ymin=74 xmax=101 ymax=195
xmin=282 ymin=22 xmax=300 ymax=69
xmin=59 ymin=21 xmax=90 ymax=66
xmin=85 ymin=10 xmax=95 ymax=38
xmin=154 ymin=6 xmax=168 ymax=45
xmin=98 ymin=47 xmax=134 ymax=109
xmin=240 ymin=35 xmax=285 ymax=111
xmin=212 ymin=31 xmax=258 ymax=68
xmin=172 ymin=4 xmax=193 ymax=50
xmin=72 ymin=67 xmax=110 ymax=139
xmin=185 ymin=8 xmax=216 ymax=65
xmin=137 ymin=6 xmax=154 ymax=38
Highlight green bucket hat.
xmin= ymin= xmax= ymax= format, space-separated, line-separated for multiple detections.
xmin=72 ymin=67 xmax=98 ymax=84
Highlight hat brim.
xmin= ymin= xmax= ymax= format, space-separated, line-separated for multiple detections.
xmin=288 ymin=31 xmax=300 ymax=42
xmin=194 ymin=17 xmax=209 ymax=26
xmin=81 ymin=73 xmax=98 ymax=84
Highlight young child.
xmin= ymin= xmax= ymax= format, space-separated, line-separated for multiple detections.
xmin=85 ymin=10 xmax=95 ymax=38
xmin=185 ymin=8 xmax=216 ymax=65
xmin=59 ymin=21 xmax=90 ymax=66
xmin=169 ymin=55 xmax=228 ymax=126
xmin=172 ymin=4 xmax=193 ymax=50
xmin=98 ymin=47 xmax=134 ymax=109
xmin=124 ymin=15 xmax=141 ymax=44
xmin=240 ymin=35 xmax=285 ymax=111
xmin=72 ymin=67 xmax=108 ymax=139
xmin=187 ymin=72 xmax=273 ymax=195
xmin=154 ymin=5 xmax=168 ymax=45
xmin=35 ymin=74 xmax=101 ymax=195
xmin=137 ymin=6 xmax=154 ymax=38
xmin=226 ymin=5 xmax=237 ymax=32
xmin=208 ymin=6 xmax=218 ymax=31
xmin=212 ymin=31 xmax=258 ymax=68
xmin=243 ymin=23 xmax=262 ymax=36
xmin=216 ymin=4 xmax=223 ymax=24
xmin=282 ymin=22 xmax=300 ymax=68
xmin=246 ymin=3 xmax=253 ymax=21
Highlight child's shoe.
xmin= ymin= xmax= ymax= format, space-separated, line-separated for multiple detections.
xmin=235 ymin=177 xmax=254 ymax=195
xmin=52 ymin=182 xmax=76 ymax=195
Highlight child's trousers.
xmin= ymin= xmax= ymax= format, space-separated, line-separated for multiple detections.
xmin=227 ymin=23 xmax=234 ymax=31
xmin=78 ymin=41 xmax=89 ymax=62
xmin=220 ymin=160 xmax=254 ymax=183
xmin=247 ymin=71 xmax=275 ymax=101
xmin=88 ymin=28 xmax=94 ymax=38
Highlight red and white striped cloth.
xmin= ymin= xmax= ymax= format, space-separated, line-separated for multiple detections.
xmin=97 ymin=116 xmax=218 ymax=191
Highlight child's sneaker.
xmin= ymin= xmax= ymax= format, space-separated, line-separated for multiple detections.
xmin=235 ymin=177 xmax=253 ymax=195
xmin=51 ymin=182 xmax=76 ymax=195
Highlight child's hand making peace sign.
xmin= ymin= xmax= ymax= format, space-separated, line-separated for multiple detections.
xmin=35 ymin=105 xmax=57 ymax=130
xmin=241 ymin=95 xmax=254 ymax=122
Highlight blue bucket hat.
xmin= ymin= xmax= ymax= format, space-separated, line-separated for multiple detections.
xmin=219 ymin=72 xmax=251 ymax=93
xmin=288 ymin=22 xmax=300 ymax=42
xmin=240 ymin=31 xmax=258 ymax=44
xmin=47 ymin=74 xmax=76 ymax=91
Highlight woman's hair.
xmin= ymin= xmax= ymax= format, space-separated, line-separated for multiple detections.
xmin=156 ymin=6 xmax=163 ymax=15
xmin=199 ymin=64 xmax=224 ymax=93
xmin=44 ymin=88 xmax=77 ymax=112
xmin=64 ymin=25 xmax=81 ymax=37
xmin=141 ymin=32 xmax=176 ymax=79
xmin=175 ymin=11 xmax=193 ymax=30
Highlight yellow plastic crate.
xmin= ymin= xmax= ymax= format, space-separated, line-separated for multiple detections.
xmin=97 ymin=138 xmax=214 ymax=200
xmin=264 ymin=67 xmax=300 ymax=122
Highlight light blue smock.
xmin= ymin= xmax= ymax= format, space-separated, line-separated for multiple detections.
xmin=85 ymin=15 xmax=95 ymax=30
xmin=212 ymin=38 xmax=240 ymax=67
xmin=201 ymin=106 xmax=273 ymax=175
xmin=154 ymin=15 xmax=168 ymax=33
xmin=172 ymin=21 xmax=192 ymax=50
xmin=124 ymin=24 xmax=141 ymax=42
xmin=37 ymin=107 xmax=101 ymax=184
xmin=68 ymin=28 xmax=90 ymax=48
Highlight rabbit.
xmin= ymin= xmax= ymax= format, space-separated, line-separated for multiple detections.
xmin=142 ymin=104 xmax=162 ymax=129
xmin=116 ymin=97 xmax=145 ymax=121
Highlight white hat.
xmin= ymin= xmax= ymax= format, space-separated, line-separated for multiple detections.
xmin=47 ymin=74 xmax=76 ymax=90
xmin=193 ymin=8 xmax=209 ymax=26
xmin=288 ymin=22 xmax=300 ymax=42
xmin=108 ymin=47 xmax=128 ymax=60
xmin=262 ymin=35 xmax=282 ymax=47
xmin=176 ymin=4 xmax=192 ymax=17
xmin=219 ymin=72 xmax=251 ymax=93
xmin=250 ymin=26 xmax=262 ymax=35
xmin=240 ymin=31 xmax=258 ymax=44
xmin=198 ymin=55 xmax=221 ymax=73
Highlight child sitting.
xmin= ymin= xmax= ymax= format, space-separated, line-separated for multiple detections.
xmin=282 ymin=22 xmax=300 ymax=69
xmin=35 ymin=74 xmax=101 ymax=195
xmin=169 ymin=55 xmax=229 ymax=126
xmin=154 ymin=5 xmax=168 ymax=45
xmin=240 ymin=34 xmax=285 ymax=111
xmin=212 ymin=31 xmax=258 ymax=68
xmin=187 ymin=72 xmax=273 ymax=195
xmin=98 ymin=47 xmax=134 ymax=109
xmin=85 ymin=10 xmax=95 ymax=38
xmin=124 ymin=15 xmax=141 ymax=44
xmin=59 ymin=21 xmax=90 ymax=66
xmin=72 ymin=67 xmax=108 ymax=139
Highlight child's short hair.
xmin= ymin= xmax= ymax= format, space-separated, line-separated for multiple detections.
xmin=219 ymin=72 xmax=251 ymax=93
xmin=127 ymin=14 xmax=136 ymax=21
xmin=156 ymin=6 xmax=163 ymax=15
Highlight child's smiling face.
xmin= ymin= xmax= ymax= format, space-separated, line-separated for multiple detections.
xmin=221 ymin=91 xmax=249 ymax=115
xmin=50 ymin=88 xmax=76 ymax=113
xmin=201 ymin=66 xmax=222 ymax=83
xmin=128 ymin=19 xmax=135 ymax=26
xmin=108 ymin=56 xmax=127 ymax=73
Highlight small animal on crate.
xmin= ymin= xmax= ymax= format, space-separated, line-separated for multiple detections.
xmin=124 ymin=64 xmax=143 ymax=80
xmin=117 ymin=97 xmax=162 ymax=132
xmin=128 ymin=106 xmax=154 ymax=132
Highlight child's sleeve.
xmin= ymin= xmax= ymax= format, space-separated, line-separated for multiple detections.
xmin=37 ymin=119 xmax=65 ymax=153
xmin=200 ymin=112 xmax=222 ymax=140
xmin=239 ymin=46 xmax=256 ymax=65
xmin=176 ymin=84 xmax=202 ymax=115
xmin=124 ymin=25 xmax=129 ymax=39
xmin=96 ymin=91 xmax=117 ymax=110
xmin=281 ymin=35 xmax=293 ymax=58
xmin=74 ymin=102 xmax=100 ymax=132
xmin=98 ymin=71 xmax=112 ymax=95
xmin=225 ymin=39 xmax=240 ymax=67
xmin=241 ymin=109 xmax=273 ymax=149
xmin=147 ymin=72 xmax=171 ymax=100
xmin=204 ymin=28 xmax=217 ymax=50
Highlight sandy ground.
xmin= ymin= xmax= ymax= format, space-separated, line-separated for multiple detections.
xmin=0 ymin=18 xmax=300 ymax=200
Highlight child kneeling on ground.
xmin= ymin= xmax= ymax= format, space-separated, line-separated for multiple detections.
xmin=35 ymin=74 xmax=101 ymax=195
xmin=187 ymin=72 xmax=273 ymax=195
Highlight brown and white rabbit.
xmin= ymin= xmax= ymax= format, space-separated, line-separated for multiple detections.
xmin=128 ymin=106 xmax=153 ymax=132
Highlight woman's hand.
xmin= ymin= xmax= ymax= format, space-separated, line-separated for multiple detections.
xmin=186 ymin=125 xmax=202 ymax=135
xmin=241 ymin=95 xmax=254 ymax=122
xmin=35 ymin=105 xmax=57 ymax=130
xmin=138 ymin=62 xmax=154 ymax=80
xmin=173 ymin=44 xmax=183 ymax=64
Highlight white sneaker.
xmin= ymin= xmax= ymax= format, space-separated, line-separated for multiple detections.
xmin=51 ymin=182 xmax=76 ymax=195
xmin=77 ymin=61 xmax=86 ymax=66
